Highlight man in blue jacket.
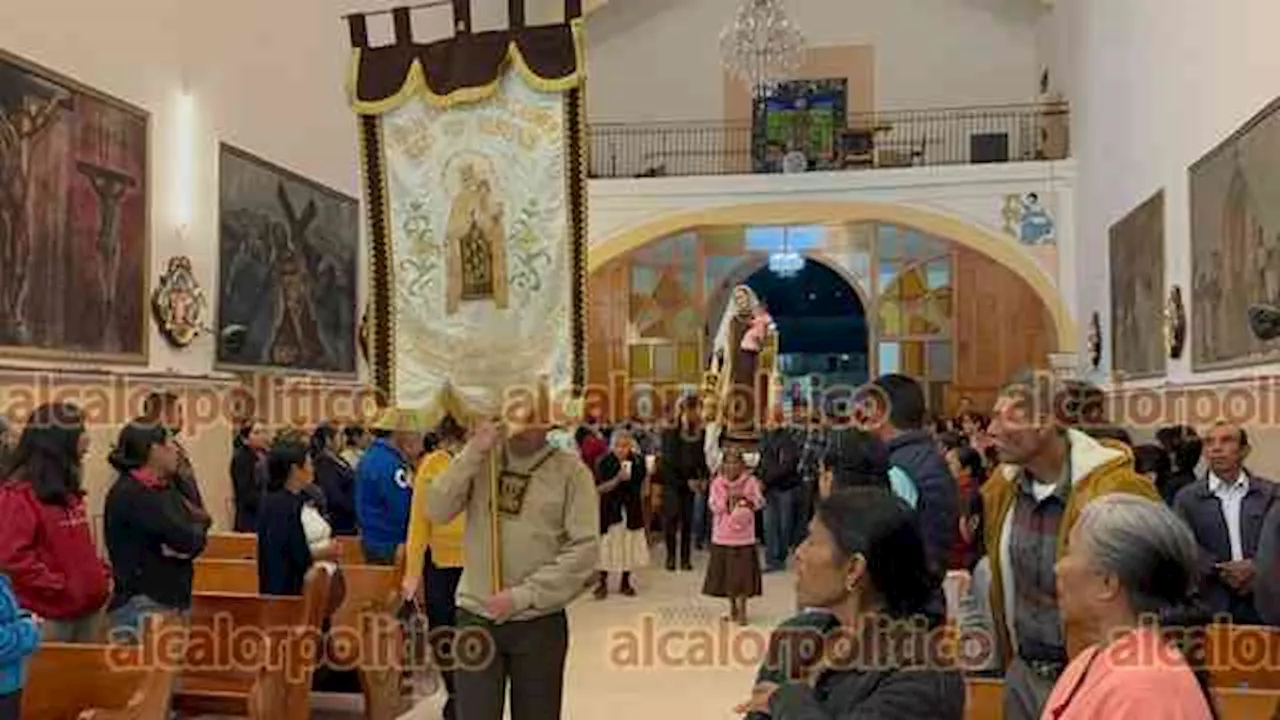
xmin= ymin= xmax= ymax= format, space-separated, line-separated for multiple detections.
xmin=355 ymin=409 xmax=424 ymax=565
xmin=866 ymin=373 xmax=958 ymax=624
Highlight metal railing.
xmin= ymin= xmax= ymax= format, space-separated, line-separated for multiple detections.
xmin=588 ymin=102 xmax=1069 ymax=179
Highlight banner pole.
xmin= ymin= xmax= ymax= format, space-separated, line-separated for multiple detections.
xmin=488 ymin=435 xmax=503 ymax=596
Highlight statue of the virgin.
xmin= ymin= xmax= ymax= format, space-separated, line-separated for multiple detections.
xmin=703 ymin=284 xmax=778 ymax=471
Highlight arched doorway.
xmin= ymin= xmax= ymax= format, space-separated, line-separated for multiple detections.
xmin=587 ymin=219 xmax=1059 ymax=420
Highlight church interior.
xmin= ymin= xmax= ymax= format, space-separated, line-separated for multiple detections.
xmin=3 ymin=0 xmax=1280 ymax=718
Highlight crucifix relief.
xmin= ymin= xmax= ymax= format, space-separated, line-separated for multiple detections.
xmin=445 ymin=161 xmax=508 ymax=315
xmin=75 ymin=161 xmax=136 ymax=352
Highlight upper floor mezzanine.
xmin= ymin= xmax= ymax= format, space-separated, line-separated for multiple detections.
xmin=587 ymin=101 xmax=1069 ymax=180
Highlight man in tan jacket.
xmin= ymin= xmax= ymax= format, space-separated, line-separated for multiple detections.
xmin=980 ymin=373 xmax=1157 ymax=720
xmin=425 ymin=419 xmax=599 ymax=720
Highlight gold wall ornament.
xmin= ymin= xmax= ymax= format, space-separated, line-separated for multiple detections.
xmin=1087 ymin=311 xmax=1102 ymax=369
xmin=1165 ymin=285 xmax=1187 ymax=359
xmin=151 ymin=256 xmax=208 ymax=348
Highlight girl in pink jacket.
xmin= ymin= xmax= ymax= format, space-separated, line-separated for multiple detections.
xmin=701 ymin=447 xmax=765 ymax=625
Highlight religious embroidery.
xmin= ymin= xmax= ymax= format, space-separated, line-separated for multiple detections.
xmin=445 ymin=158 xmax=509 ymax=314
xmin=495 ymin=447 xmax=554 ymax=517
xmin=460 ymin=220 xmax=494 ymax=298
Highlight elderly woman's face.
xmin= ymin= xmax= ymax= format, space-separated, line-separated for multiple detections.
xmin=1054 ymin=524 xmax=1112 ymax=628
xmin=794 ymin=516 xmax=855 ymax=609
xmin=733 ymin=287 xmax=752 ymax=314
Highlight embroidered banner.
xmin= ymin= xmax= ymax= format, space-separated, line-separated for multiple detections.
xmin=348 ymin=2 xmax=587 ymax=423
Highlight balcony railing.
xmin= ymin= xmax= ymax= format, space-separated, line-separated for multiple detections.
xmin=588 ymin=102 xmax=1069 ymax=179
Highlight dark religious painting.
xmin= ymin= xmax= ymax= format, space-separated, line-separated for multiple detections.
xmin=752 ymin=79 xmax=847 ymax=172
xmin=0 ymin=50 xmax=148 ymax=361
xmin=1190 ymin=96 xmax=1280 ymax=370
xmin=1109 ymin=190 xmax=1166 ymax=379
xmin=217 ymin=144 xmax=358 ymax=374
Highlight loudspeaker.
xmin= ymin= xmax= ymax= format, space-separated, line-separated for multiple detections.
xmin=970 ymin=133 xmax=1009 ymax=163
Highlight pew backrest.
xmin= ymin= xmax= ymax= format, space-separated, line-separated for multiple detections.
xmin=23 ymin=615 xmax=185 ymax=720
xmin=202 ymin=532 xmax=366 ymax=565
xmin=963 ymin=678 xmax=1280 ymax=720
xmin=177 ymin=566 xmax=334 ymax=720
xmin=1207 ymin=624 xmax=1280 ymax=691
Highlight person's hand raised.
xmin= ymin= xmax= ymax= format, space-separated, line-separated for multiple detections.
xmin=472 ymin=420 xmax=501 ymax=453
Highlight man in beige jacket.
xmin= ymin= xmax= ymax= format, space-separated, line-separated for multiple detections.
xmin=425 ymin=419 xmax=599 ymax=720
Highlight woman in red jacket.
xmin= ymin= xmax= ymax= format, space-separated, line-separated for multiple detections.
xmin=0 ymin=404 xmax=110 ymax=643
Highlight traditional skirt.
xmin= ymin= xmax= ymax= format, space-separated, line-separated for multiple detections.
xmin=599 ymin=521 xmax=651 ymax=573
xmin=702 ymin=544 xmax=762 ymax=598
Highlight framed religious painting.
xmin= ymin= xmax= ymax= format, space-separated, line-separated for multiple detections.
xmin=1109 ymin=190 xmax=1166 ymax=379
xmin=216 ymin=144 xmax=360 ymax=375
xmin=1189 ymin=95 xmax=1280 ymax=371
xmin=0 ymin=49 xmax=149 ymax=362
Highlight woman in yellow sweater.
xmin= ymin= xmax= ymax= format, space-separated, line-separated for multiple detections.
xmin=402 ymin=415 xmax=467 ymax=720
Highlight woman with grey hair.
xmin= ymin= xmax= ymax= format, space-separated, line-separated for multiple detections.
xmin=592 ymin=430 xmax=649 ymax=598
xmin=1044 ymin=494 xmax=1216 ymax=719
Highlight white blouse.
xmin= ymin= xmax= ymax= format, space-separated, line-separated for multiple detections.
xmin=300 ymin=502 xmax=334 ymax=558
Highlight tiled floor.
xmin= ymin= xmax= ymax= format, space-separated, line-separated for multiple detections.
xmin=301 ymin=546 xmax=798 ymax=720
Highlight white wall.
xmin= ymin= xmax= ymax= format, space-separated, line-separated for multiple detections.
xmin=1061 ymin=0 xmax=1280 ymax=386
xmin=585 ymin=0 xmax=1045 ymax=123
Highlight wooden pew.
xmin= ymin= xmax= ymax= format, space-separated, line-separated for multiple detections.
xmin=203 ymin=531 xmax=367 ymax=564
xmin=964 ymin=677 xmax=1002 ymax=720
xmin=329 ymin=550 xmax=406 ymax=720
xmin=192 ymin=550 xmax=405 ymax=720
xmin=174 ymin=565 xmax=334 ymax=720
xmin=1206 ymin=624 xmax=1280 ymax=690
xmin=963 ymin=678 xmax=1280 ymax=720
xmin=203 ymin=532 xmax=258 ymax=561
xmin=22 ymin=616 xmax=185 ymax=720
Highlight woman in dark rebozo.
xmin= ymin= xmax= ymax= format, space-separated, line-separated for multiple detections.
xmin=105 ymin=420 xmax=212 ymax=641
xmin=592 ymin=430 xmax=650 ymax=599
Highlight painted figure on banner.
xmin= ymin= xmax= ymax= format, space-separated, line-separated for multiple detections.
xmin=446 ymin=159 xmax=509 ymax=315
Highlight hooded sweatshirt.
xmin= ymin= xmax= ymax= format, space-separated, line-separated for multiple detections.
xmin=355 ymin=437 xmax=415 ymax=558
xmin=0 ymin=482 xmax=110 ymax=620
xmin=0 ymin=573 xmax=40 ymax=695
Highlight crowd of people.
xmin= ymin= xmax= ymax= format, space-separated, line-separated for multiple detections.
xmin=1 ymin=370 xmax=1279 ymax=719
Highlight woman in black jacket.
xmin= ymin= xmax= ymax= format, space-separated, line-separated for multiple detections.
xmin=592 ymin=430 xmax=649 ymax=599
xmin=737 ymin=487 xmax=964 ymax=720
xmin=310 ymin=423 xmax=357 ymax=535
xmin=258 ymin=440 xmax=340 ymax=597
xmin=105 ymin=421 xmax=211 ymax=643
xmin=230 ymin=420 xmax=270 ymax=532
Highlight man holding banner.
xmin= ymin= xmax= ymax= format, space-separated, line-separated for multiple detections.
xmin=425 ymin=417 xmax=598 ymax=718
xmin=347 ymin=0 xmax=598 ymax=715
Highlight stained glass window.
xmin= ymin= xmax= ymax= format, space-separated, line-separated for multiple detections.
xmin=874 ymin=223 xmax=956 ymax=404
xmin=629 ymin=345 xmax=653 ymax=379
xmin=879 ymin=342 xmax=900 ymax=374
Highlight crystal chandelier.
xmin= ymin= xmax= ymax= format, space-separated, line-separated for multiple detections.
xmin=720 ymin=0 xmax=806 ymax=99
xmin=769 ymin=226 xmax=806 ymax=278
